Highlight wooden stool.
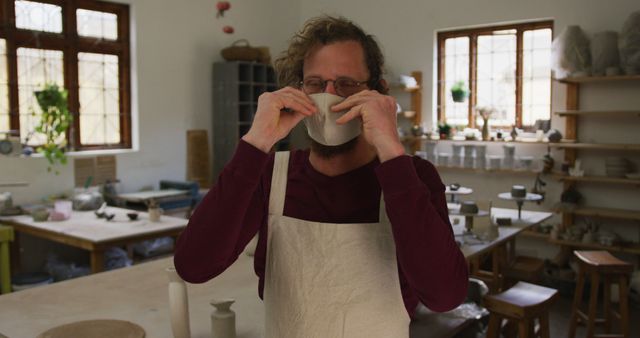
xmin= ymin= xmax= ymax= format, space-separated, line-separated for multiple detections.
xmin=0 ymin=225 xmax=14 ymax=294
xmin=484 ymin=281 xmax=558 ymax=338
xmin=568 ymin=250 xmax=633 ymax=338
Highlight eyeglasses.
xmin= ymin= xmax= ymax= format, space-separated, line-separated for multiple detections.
xmin=299 ymin=77 xmax=369 ymax=97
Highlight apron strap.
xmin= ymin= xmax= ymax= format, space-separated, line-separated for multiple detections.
xmin=269 ymin=151 xmax=290 ymax=216
xmin=379 ymin=194 xmax=388 ymax=223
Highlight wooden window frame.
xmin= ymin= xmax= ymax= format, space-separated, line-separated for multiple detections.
xmin=437 ymin=20 xmax=553 ymax=129
xmin=0 ymin=0 xmax=131 ymax=150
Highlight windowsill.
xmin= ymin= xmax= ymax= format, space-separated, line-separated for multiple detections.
xmin=16 ymin=147 xmax=138 ymax=159
xmin=401 ymin=136 xmax=550 ymax=144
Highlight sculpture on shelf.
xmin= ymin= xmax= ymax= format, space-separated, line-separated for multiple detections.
xmin=620 ymin=10 xmax=640 ymax=75
xmin=551 ymin=25 xmax=591 ymax=78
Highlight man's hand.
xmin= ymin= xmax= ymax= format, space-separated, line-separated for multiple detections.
xmin=333 ymin=90 xmax=405 ymax=162
xmin=242 ymin=87 xmax=316 ymax=153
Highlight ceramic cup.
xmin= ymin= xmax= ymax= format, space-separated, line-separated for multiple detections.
xmin=149 ymin=207 xmax=164 ymax=222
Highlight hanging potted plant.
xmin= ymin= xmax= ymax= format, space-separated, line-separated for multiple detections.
xmin=33 ymin=83 xmax=72 ymax=174
xmin=450 ymin=81 xmax=469 ymax=102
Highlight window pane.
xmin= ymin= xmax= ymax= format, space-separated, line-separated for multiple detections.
xmin=17 ymin=48 xmax=64 ymax=145
xmin=15 ymin=0 xmax=63 ymax=33
xmin=477 ymin=33 xmax=516 ymax=126
xmin=443 ymin=37 xmax=469 ymax=126
xmin=523 ymin=28 xmax=552 ymax=126
xmin=77 ymin=9 xmax=118 ymax=40
xmin=78 ymin=52 xmax=120 ymax=145
xmin=0 ymin=39 xmax=9 ymax=133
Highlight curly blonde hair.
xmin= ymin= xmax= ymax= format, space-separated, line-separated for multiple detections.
xmin=274 ymin=15 xmax=387 ymax=94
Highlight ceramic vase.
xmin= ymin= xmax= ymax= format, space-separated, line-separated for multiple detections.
xmin=481 ymin=119 xmax=490 ymax=141
xmin=211 ymin=298 xmax=236 ymax=338
xmin=591 ymin=31 xmax=620 ymax=76
xmin=166 ymin=267 xmax=190 ymax=338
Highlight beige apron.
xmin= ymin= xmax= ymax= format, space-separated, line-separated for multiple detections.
xmin=264 ymin=151 xmax=410 ymax=338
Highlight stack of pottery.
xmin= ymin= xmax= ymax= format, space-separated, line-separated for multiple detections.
xmin=519 ymin=156 xmax=534 ymax=170
xmin=605 ymin=157 xmax=631 ymax=177
xmin=488 ymin=155 xmax=502 ymax=170
xmin=437 ymin=153 xmax=451 ymax=167
xmin=452 ymin=144 xmax=463 ymax=167
xmin=475 ymin=145 xmax=487 ymax=169
xmin=425 ymin=141 xmax=437 ymax=161
xmin=503 ymin=144 xmax=516 ymax=169
xmin=463 ymin=144 xmax=475 ymax=168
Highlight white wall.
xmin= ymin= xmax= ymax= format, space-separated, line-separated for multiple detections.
xmin=298 ymin=0 xmax=640 ymax=259
xmin=0 ymin=0 xmax=300 ymax=204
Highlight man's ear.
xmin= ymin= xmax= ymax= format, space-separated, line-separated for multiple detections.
xmin=378 ymin=78 xmax=389 ymax=94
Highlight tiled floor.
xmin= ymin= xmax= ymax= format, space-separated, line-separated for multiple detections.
xmin=548 ymin=294 xmax=640 ymax=338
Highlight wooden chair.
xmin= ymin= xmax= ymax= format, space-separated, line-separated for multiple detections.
xmin=0 ymin=225 xmax=14 ymax=294
xmin=568 ymin=250 xmax=633 ymax=338
xmin=484 ymin=281 xmax=559 ymax=338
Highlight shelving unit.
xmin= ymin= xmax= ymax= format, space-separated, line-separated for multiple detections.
xmin=436 ymin=165 xmax=541 ymax=176
xmin=212 ymin=61 xmax=279 ymax=179
xmin=396 ymin=71 xmax=422 ymax=154
xmin=521 ymin=230 xmax=640 ymax=255
xmin=553 ymin=75 xmax=640 ymax=259
xmin=553 ymin=174 xmax=640 ymax=186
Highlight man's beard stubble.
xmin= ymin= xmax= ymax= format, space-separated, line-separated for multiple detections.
xmin=309 ymin=136 xmax=359 ymax=159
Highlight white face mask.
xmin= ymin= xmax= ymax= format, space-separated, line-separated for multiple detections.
xmin=304 ymin=93 xmax=362 ymax=146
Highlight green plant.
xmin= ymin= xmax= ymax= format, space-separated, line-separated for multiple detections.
xmin=33 ymin=83 xmax=72 ymax=173
xmin=450 ymin=81 xmax=468 ymax=102
xmin=437 ymin=122 xmax=452 ymax=139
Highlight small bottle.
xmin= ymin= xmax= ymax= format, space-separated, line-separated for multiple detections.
xmin=166 ymin=267 xmax=190 ymax=338
xmin=211 ymin=298 xmax=236 ymax=338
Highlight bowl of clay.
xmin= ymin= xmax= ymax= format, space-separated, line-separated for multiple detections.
xmin=459 ymin=201 xmax=479 ymax=214
xmin=511 ymin=185 xmax=527 ymax=198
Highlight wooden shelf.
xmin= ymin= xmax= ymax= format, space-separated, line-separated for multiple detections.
xmin=555 ymin=110 xmax=640 ymax=117
xmin=570 ymin=207 xmax=640 ymax=221
xmin=553 ymin=173 xmax=640 ymax=186
xmin=549 ymin=141 xmax=640 ymax=151
xmin=548 ymin=238 xmax=640 ymax=255
xmin=435 ymin=165 xmax=540 ymax=175
xmin=557 ymin=75 xmax=640 ymax=84
xmin=520 ymin=230 xmax=550 ymax=239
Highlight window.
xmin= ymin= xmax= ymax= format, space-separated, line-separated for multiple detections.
xmin=0 ymin=0 xmax=131 ymax=150
xmin=437 ymin=21 xmax=552 ymax=129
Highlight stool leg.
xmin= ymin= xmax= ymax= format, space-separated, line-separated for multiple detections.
xmin=486 ymin=313 xmax=502 ymax=338
xmin=569 ymin=265 xmax=586 ymax=338
xmin=0 ymin=241 xmax=11 ymax=294
xmin=619 ymin=275 xmax=629 ymax=338
xmin=538 ymin=313 xmax=551 ymax=338
xmin=586 ymin=271 xmax=601 ymax=338
xmin=518 ymin=320 xmax=531 ymax=338
xmin=603 ymin=276 xmax=611 ymax=333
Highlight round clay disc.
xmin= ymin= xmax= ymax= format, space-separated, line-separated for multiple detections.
xmin=37 ymin=319 xmax=145 ymax=338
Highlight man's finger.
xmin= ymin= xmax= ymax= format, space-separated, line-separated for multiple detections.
xmin=335 ymin=105 xmax=363 ymax=125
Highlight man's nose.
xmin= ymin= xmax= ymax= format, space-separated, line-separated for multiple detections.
xmin=324 ymin=80 xmax=338 ymax=95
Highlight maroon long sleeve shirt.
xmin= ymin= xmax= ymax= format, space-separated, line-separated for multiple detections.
xmin=174 ymin=140 xmax=468 ymax=318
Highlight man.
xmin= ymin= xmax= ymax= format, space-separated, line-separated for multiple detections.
xmin=174 ymin=15 xmax=468 ymax=338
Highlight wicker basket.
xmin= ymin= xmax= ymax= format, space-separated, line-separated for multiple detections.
xmin=221 ymin=39 xmax=261 ymax=62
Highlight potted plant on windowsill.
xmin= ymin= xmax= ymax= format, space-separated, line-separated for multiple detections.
xmin=450 ymin=81 xmax=469 ymax=103
xmin=33 ymin=83 xmax=72 ymax=174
